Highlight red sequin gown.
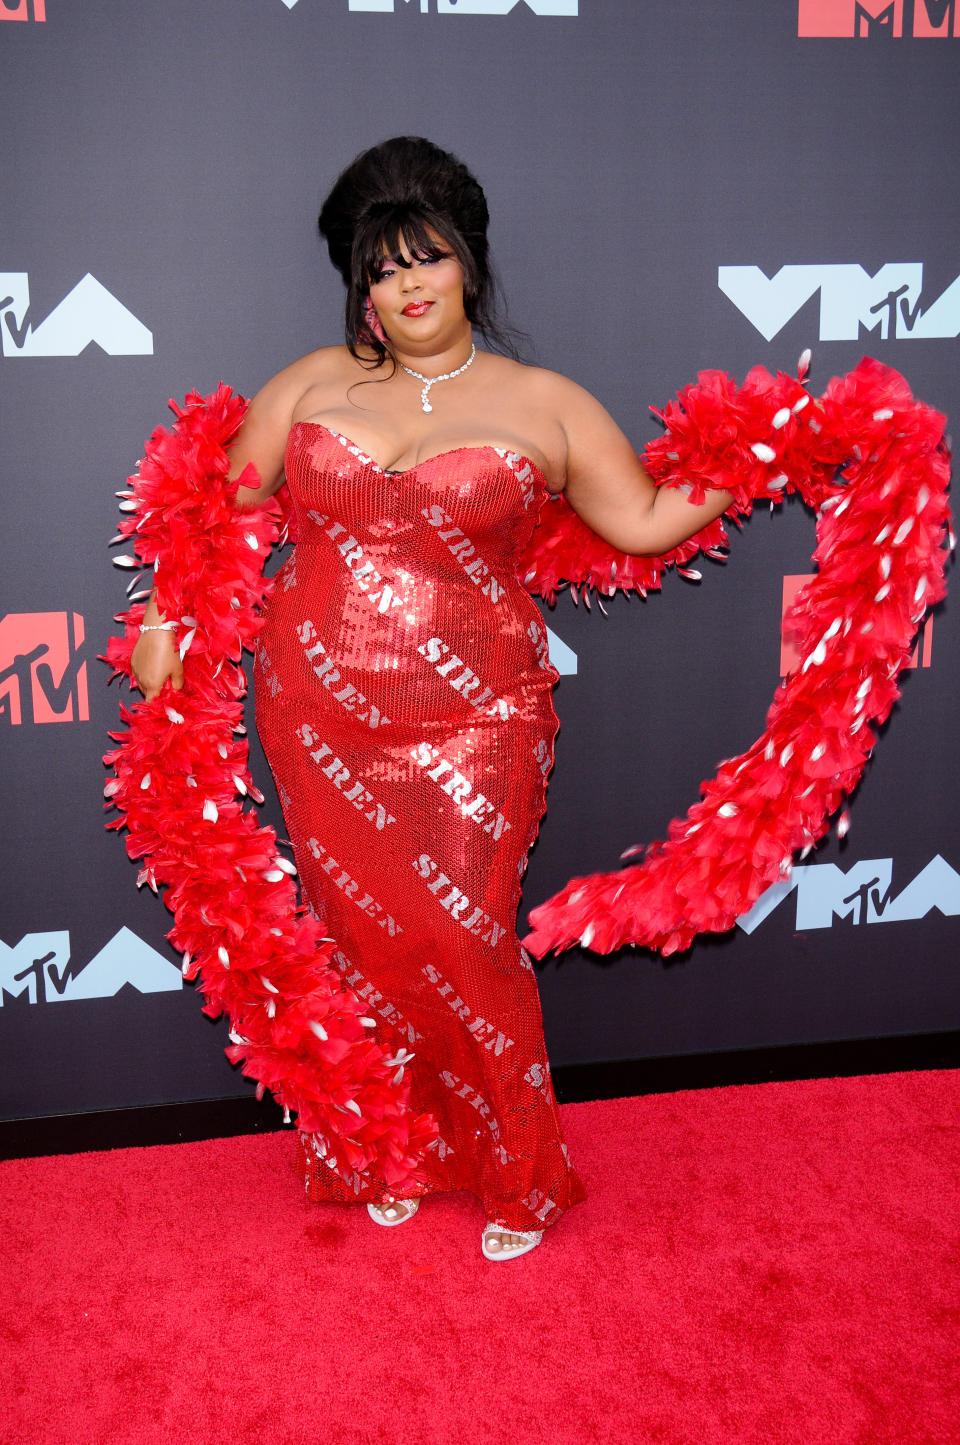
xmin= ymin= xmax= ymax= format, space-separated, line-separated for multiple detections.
xmin=253 ymin=422 xmax=586 ymax=1233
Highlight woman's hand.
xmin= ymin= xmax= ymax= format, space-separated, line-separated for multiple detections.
xmin=131 ymin=628 xmax=183 ymax=700
xmin=130 ymin=600 xmax=184 ymax=700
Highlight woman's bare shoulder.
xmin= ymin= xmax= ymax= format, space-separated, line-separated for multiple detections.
xmin=228 ymin=349 xmax=355 ymax=492
xmin=487 ymin=355 xmax=601 ymax=412
xmin=242 ymin=346 xmax=372 ymax=434
xmin=256 ymin=345 xmax=353 ymax=402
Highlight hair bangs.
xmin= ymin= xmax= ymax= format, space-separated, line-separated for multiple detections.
xmin=354 ymin=208 xmax=464 ymax=289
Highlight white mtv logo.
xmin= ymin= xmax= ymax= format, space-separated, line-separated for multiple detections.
xmin=0 ymin=272 xmax=153 ymax=357
xmin=738 ymin=855 xmax=960 ymax=934
xmin=0 ymin=927 xmax=181 ymax=1004
xmin=718 ymin=264 xmax=960 ymax=342
xmin=342 ymin=1 xmax=577 ymax=13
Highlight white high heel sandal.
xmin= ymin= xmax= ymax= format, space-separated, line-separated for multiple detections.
xmin=481 ymin=1224 xmax=543 ymax=1261
xmin=367 ymin=1198 xmax=420 ymax=1227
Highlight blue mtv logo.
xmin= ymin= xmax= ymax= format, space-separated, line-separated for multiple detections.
xmin=738 ymin=855 xmax=960 ymax=933
xmin=0 ymin=273 xmax=153 ymax=358
xmin=0 ymin=927 xmax=182 ymax=1004
xmin=718 ymin=263 xmax=960 ymax=341
xmin=341 ymin=1 xmax=577 ymax=12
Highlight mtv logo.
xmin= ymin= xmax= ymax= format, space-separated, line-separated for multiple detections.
xmin=346 ymin=0 xmax=577 ymax=11
xmin=0 ymin=612 xmax=89 ymax=725
xmin=0 ymin=0 xmax=46 ymax=18
xmin=780 ymin=574 xmax=932 ymax=676
xmin=799 ymin=0 xmax=959 ymax=34
xmin=798 ymin=1 xmax=903 ymax=35
xmin=434 ymin=0 xmax=578 ymax=10
xmin=739 ymin=855 xmax=960 ymax=931
xmin=0 ymin=272 xmax=153 ymax=357
xmin=0 ymin=927 xmax=182 ymax=1006
xmin=912 ymin=0 xmax=960 ymax=35
xmin=545 ymin=625 xmax=576 ymax=675
xmin=55 ymin=927 xmax=183 ymax=1001
xmin=718 ymin=264 xmax=960 ymax=341
xmin=0 ymin=932 xmax=69 ymax=1003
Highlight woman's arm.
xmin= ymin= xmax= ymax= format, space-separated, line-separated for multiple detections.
xmin=228 ymin=361 xmax=308 ymax=505
xmin=551 ymin=375 xmax=733 ymax=555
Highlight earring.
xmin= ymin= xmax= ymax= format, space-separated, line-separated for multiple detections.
xmin=364 ymin=296 xmax=387 ymax=344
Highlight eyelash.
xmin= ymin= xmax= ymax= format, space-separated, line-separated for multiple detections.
xmin=375 ymin=253 xmax=449 ymax=282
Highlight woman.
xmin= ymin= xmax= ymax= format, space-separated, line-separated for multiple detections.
xmin=132 ymin=136 xmax=732 ymax=1260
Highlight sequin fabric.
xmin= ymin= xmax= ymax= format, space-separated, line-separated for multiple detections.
xmin=254 ymin=423 xmax=587 ymax=1232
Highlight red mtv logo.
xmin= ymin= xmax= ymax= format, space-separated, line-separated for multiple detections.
xmin=0 ymin=613 xmax=89 ymax=724
xmin=799 ymin=0 xmax=959 ymax=34
xmin=780 ymin=575 xmax=932 ymax=676
xmin=799 ymin=1 xmax=904 ymax=35
xmin=0 ymin=0 xmax=47 ymax=19
xmin=912 ymin=0 xmax=960 ymax=33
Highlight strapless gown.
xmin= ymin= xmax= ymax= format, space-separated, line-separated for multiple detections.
xmin=253 ymin=422 xmax=586 ymax=1233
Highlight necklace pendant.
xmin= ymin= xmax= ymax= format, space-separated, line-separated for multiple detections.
xmin=401 ymin=343 xmax=476 ymax=416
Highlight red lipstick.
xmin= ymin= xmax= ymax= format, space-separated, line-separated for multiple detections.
xmin=401 ymin=301 xmax=433 ymax=317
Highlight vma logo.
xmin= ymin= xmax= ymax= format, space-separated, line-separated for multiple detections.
xmin=718 ymin=264 xmax=960 ymax=342
xmin=0 ymin=928 xmax=183 ymax=1005
xmin=546 ymin=626 xmax=576 ymax=675
xmin=739 ymin=855 xmax=960 ymax=932
xmin=780 ymin=575 xmax=933 ymax=676
xmin=0 ymin=613 xmax=89 ymax=725
xmin=0 ymin=0 xmax=46 ymax=18
xmin=330 ymin=1 xmax=577 ymax=13
xmin=0 ymin=273 xmax=153 ymax=357
xmin=799 ymin=1 xmax=960 ymax=36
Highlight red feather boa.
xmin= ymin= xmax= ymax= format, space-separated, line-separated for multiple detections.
xmin=104 ymin=385 xmax=436 ymax=1192
xmin=522 ymin=357 xmax=952 ymax=957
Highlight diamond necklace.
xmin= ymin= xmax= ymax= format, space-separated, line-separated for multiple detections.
xmin=400 ymin=344 xmax=476 ymax=414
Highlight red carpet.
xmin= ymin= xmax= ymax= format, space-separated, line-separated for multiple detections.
xmin=2 ymin=1071 xmax=958 ymax=1445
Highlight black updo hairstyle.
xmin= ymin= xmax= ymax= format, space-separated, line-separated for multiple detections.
xmin=318 ymin=136 xmax=519 ymax=367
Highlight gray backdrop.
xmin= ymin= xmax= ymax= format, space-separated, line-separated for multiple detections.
xmin=2 ymin=0 xmax=958 ymax=1122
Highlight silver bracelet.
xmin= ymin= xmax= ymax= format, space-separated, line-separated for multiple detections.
xmin=139 ymin=621 xmax=177 ymax=633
